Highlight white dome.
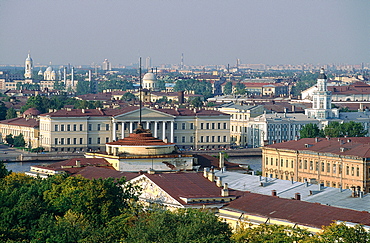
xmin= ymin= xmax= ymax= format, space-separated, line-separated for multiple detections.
xmin=38 ymin=70 xmax=43 ymax=75
xmin=25 ymin=54 xmax=32 ymax=62
xmin=46 ymin=66 xmax=53 ymax=72
xmin=143 ymin=72 xmax=157 ymax=81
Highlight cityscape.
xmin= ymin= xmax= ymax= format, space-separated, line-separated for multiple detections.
xmin=1 ymin=0 xmax=370 ymax=242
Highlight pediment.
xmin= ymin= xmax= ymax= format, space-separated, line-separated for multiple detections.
xmin=114 ymin=107 xmax=175 ymax=121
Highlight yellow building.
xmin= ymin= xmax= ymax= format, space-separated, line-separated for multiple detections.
xmin=0 ymin=117 xmax=39 ymax=148
xmin=262 ymin=137 xmax=370 ymax=192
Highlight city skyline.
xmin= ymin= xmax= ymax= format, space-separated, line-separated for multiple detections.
xmin=0 ymin=0 xmax=369 ymax=66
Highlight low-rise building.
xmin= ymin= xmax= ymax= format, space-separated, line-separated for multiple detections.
xmin=262 ymin=137 xmax=370 ymax=192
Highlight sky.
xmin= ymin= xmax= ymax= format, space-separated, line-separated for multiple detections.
xmin=0 ymin=0 xmax=369 ymax=66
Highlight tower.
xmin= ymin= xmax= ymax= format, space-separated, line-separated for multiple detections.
xmin=305 ymin=68 xmax=339 ymax=119
xmin=24 ymin=53 xmax=33 ymax=79
xmin=145 ymin=56 xmax=151 ymax=70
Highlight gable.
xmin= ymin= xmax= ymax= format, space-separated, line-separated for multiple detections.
xmin=132 ymin=175 xmax=183 ymax=207
xmin=114 ymin=107 xmax=175 ymax=121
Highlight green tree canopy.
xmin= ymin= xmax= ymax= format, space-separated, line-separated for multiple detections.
xmin=13 ymin=133 xmax=25 ymax=147
xmin=0 ymin=101 xmax=7 ymax=120
xmin=5 ymin=107 xmax=17 ymax=120
xmin=300 ymin=123 xmax=324 ymax=138
xmin=174 ymin=79 xmax=213 ymax=99
xmin=223 ymin=81 xmax=233 ymax=95
xmin=121 ymin=92 xmax=136 ymax=101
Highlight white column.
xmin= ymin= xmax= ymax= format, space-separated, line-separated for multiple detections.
xmin=112 ymin=121 xmax=117 ymax=141
xmin=146 ymin=121 xmax=150 ymax=129
xmin=121 ymin=122 xmax=125 ymax=139
xmin=170 ymin=121 xmax=174 ymax=143
xmin=154 ymin=121 xmax=158 ymax=138
xmin=162 ymin=121 xmax=166 ymax=140
xmin=129 ymin=122 xmax=133 ymax=133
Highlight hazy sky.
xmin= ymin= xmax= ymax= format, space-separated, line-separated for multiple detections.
xmin=0 ymin=0 xmax=369 ymax=66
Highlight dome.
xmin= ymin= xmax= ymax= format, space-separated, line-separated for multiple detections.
xmin=318 ymin=68 xmax=327 ymax=79
xmin=38 ymin=69 xmax=43 ymax=75
xmin=46 ymin=66 xmax=53 ymax=72
xmin=25 ymin=53 xmax=32 ymax=62
xmin=23 ymin=108 xmax=41 ymax=116
xmin=143 ymin=72 xmax=157 ymax=81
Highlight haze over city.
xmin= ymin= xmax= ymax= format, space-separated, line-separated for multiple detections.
xmin=0 ymin=0 xmax=369 ymax=66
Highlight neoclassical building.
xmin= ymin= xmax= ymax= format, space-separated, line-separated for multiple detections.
xmin=38 ymin=107 xmax=230 ymax=152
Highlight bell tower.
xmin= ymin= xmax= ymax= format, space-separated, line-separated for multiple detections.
xmin=24 ymin=53 xmax=33 ymax=79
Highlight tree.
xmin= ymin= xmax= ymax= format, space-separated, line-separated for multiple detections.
xmin=125 ymin=208 xmax=232 ymax=243
xmin=121 ymin=92 xmax=136 ymax=101
xmin=189 ymin=97 xmax=203 ymax=108
xmin=13 ymin=133 xmax=25 ymax=147
xmin=231 ymin=224 xmax=312 ymax=243
xmin=312 ymin=222 xmax=370 ymax=243
xmin=234 ymin=82 xmax=246 ymax=95
xmin=224 ymin=82 xmax=232 ymax=95
xmin=5 ymin=107 xmax=17 ymax=120
xmin=76 ymin=81 xmax=91 ymax=95
xmin=324 ymin=121 xmax=367 ymax=138
xmin=0 ymin=101 xmax=7 ymax=120
xmin=5 ymin=134 xmax=14 ymax=145
xmin=0 ymin=161 xmax=11 ymax=178
xmin=53 ymin=80 xmax=65 ymax=91
xmin=300 ymin=123 xmax=324 ymax=138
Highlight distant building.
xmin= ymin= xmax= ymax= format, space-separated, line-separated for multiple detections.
xmin=24 ymin=53 xmax=33 ymax=79
xmin=102 ymin=59 xmax=111 ymax=71
xmin=262 ymin=137 xmax=370 ymax=192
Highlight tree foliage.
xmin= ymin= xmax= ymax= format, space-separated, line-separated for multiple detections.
xmin=5 ymin=107 xmax=17 ymax=120
xmin=224 ymin=82 xmax=233 ymax=95
xmin=174 ymin=79 xmax=213 ymax=99
xmin=300 ymin=123 xmax=324 ymax=138
xmin=0 ymin=101 xmax=7 ymax=120
xmin=121 ymin=92 xmax=136 ymax=101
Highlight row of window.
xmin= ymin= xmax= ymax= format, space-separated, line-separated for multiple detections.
xmin=265 ymin=157 xmax=362 ymax=177
xmin=55 ymin=124 xmax=110 ymax=132
xmin=54 ymin=137 xmax=109 ymax=145
xmin=172 ymin=136 xmax=228 ymax=143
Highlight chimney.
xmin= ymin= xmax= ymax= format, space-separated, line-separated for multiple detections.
xmin=216 ymin=177 xmax=222 ymax=187
xmin=271 ymin=190 xmax=277 ymax=197
xmin=221 ymin=183 xmax=229 ymax=197
xmin=319 ymin=183 xmax=324 ymax=191
xmin=207 ymin=168 xmax=215 ymax=182
xmin=203 ymin=168 xmax=208 ymax=178
xmin=295 ymin=193 xmax=301 ymax=200
xmin=219 ymin=152 xmax=225 ymax=170
xmin=304 ymin=178 xmax=309 ymax=187
xmin=82 ymin=109 xmax=85 ymax=113
xmin=351 ymin=186 xmax=357 ymax=197
xmin=291 ymin=177 xmax=294 ymax=184
xmin=291 ymin=105 xmax=295 ymax=113
xmin=315 ymin=137 xmax=319 ymax=143
xmin=148 ymin=168 xmax=155 ymax=174
xmin=75 ymin=160 xmax=81 ymax=167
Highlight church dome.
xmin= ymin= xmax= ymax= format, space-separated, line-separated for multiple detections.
xmin=143 ymin=72 xmax=157 ymax=81
xmin=46 ymin=66 xmax=53 ymax=72
xmin=23 ymin=108 xmax=41 ymax=117
xmin=25 ymin=54 xmax=32 ymax=62
xmin=38 ymin=69 xmax=43 ymax=76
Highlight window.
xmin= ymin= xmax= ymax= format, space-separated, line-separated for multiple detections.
xmin=327 ymin=163 xmax=330 ymax=173
xmin=55 ymin=138 xmax=58 ymax=145
xmin=73 ymin=124 xmax=77 ymax=131
xmin=271 ymin=158 xmax=273 ymax=166
xmin=346 ymin=166 xmax=349 ymax=175
xmin=281 ymin=159 xmax=284 ymax=167
xmin=67 ymin=138 xmax=70 ymax=145
xmin=304 ymin=160 xmax=307 ymax=169
xmin=218 ymin=123 xmax=221 ymax=129
xmin=212 ymin=123 xmax=215 ymax=129
xmin=201 ymin=123 xmax=204 ymax=129
xmin=190 ymin=123 xmax=194 ymax=129
xmin=55 ymin=125 xmax=58 ymax=131
xmin=182 ymin=123 xmax=186 ymax=130
xmin=60 ymin=138 xmax=64 ymax=145
xmin=212 ymin=136 xmax=215 ymax=142
xmin=351 ymin=167 xmax=354 ymax=176
xmin=73 ymin=138 xmax=77 ymax=144
xmin=200 ymin=136 xmax=204 ymax=143
xmin=223 ymin=136 xmax=227 ymax=142
xmin=291 ymin=160 xmax=294 ymax=168
xmin=88 ymin=124 xmax=92 ymax=131
xmin=357 ymin=167 xmax=360 ymax=177
xmin=206 ymin=123 xmax=209 ymax=129
xmin=276 ymin=159 xmax=278 ymax=166
xmin=265 ymin=157 xmax=269 ymax=165
xmin=88 ymin=138 xmax=92 ymax=144
xmin=223 ymin=123 xmax=227 ymax=129
xmin=106 ymin=137 xmax=109 ymax=143
xmin=206 ymin=136 xmax=209 ymax=143
xmin=218 ymin=136 xmax=221 ymax=142
xmin=80 ymin=138 xmax=83 ymax=144
xmin=80 ymin=124 xmax=83 ymax=131
xmin=321 ymin=162 xmax=325 ymax=172
xmin=174 ymin=136 xmax=178 ymax=143
xmin=106 ymin=124 xmax=110 ymax=130
xmin=190 ymin=136 xmax=194 ymax=143
xmin=333 ymin=164 xmax=337 ymax=174
xmin=181 ymin=136 xmax=185 ymax=143
xmin=61 ymin=125 xmax=65 ymax=131
xmin=174 ymin=123 xmax=178 ymax=130
xmin=97 ymin=137 xmax=100 ymax=144
xmin=67 ymin=124 xmax=70 ymax=131
xmin=97 ymin=124 xmax=101 ymax=131
xmin=310 ymin=161 xmax=313 ymax=170
xmin=299 ymin=160 xmax=302 ymax=169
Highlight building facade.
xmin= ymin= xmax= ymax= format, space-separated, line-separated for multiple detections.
xmin=38 ymin=107 xmax=230 ymax=152
xmin=262 ymin=137 xmax=370 ymax=192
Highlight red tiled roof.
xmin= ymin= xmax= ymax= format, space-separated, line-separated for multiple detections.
xmin=265 ymin=137 xmax=370 ymax=158
xmin=73 ymin=166 xmax=139 ymax=180
xmin=39 ymin=106 xmax=139 ymax=117
xmin=225 ymin=192 xmax=370 ymax=228
xmin=0 ymin=117 xmax=39 ymax=128
xmin=144 ymin=172 xmax=236 ymax=205
xmin=329 ymin=82 xmax=370 ymax=95
xmin=107 ymin=132 xmax=174 ymax=146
